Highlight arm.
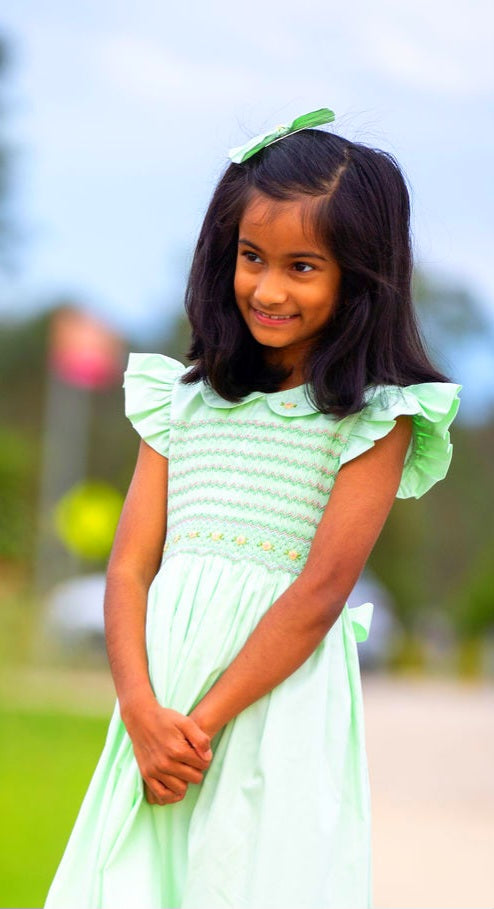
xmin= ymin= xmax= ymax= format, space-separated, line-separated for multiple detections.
xmin=104 ymin=439 xmax=212 ymax=804
xmin=189 ymin=415 xmax=413 ymax=738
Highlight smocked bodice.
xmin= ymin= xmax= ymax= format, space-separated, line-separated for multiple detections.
xmin=123 ymin=353 xmax=462 ymax=578
xmin=164 ymin=406 xmax=357 ymax=576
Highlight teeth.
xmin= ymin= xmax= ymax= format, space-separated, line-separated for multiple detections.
xmin=258 ymin=311 xmax=293 ymax=320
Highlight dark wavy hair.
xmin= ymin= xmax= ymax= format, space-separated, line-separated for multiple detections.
xmin=181 ymin=128 xmax=452 ymax=417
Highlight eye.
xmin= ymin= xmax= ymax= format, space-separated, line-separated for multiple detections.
xmin=292 ymin=261 xmax=314 ymax=273
xmin=241 ymin=251 xmax=262 ymax=264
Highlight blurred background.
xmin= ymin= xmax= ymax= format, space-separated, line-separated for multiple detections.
xmin=0 ymin=2 xmax=493 ymax=907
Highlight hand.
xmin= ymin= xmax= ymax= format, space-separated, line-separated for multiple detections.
xmin=123 ymin=700 xmax=213 ymax=806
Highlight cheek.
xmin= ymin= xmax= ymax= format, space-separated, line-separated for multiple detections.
xmin=233 ymin=266 xmax=251 ymax=301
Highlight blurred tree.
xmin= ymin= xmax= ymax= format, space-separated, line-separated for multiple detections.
xmin=412 ymin=268 xmax=489 ymax=342
xmin=450 ymin=539 xmax=494 ymax=639
xmin=413 ymin=267 xmax=494 ymax=420
xmin=0 ymin=32 xmax=22 ymax=278
xmin=0 ymin=308 xmax=49 ymax=432
xmin=448 ymin=538 xmax=494 ymax=676
xmin=0 ymin=427 xmax=35 ymax=560
xmin=368 ymin=267 xmax=494 ymax=665
xmin=159 ymin=310 xmax=192 ymax=363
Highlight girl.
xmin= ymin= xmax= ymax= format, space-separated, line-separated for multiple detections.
xmin=45 ymin=108 xmax=462 ymax=909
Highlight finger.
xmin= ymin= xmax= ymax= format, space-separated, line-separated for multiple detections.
xmin=157 ymin=773 xmax=188 ymax=798
xmin=144 ymin=778 xmax=184 ymax=806
xmin=165 ymin=761 xmax=204 ymax=785
xmin=173 ymin=745 xmax=211 ymax=771
xmin=144 ymin=781 xmax=159 ymax=804
xmin=182 ymin=716 xmax=213 ymax=760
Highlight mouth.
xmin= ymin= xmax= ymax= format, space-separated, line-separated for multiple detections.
xmin=250 ymin=305 xmax=299 ymax=325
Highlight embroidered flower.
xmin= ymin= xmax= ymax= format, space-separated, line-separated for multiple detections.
xmin=173 ymin=533 xmax=181 ymax=543
xmin=259 ymin=540 xmax=274 ymax=551
xmin=210 ymin=531 xmax=224 ymax=541
xmin=234 ymin=535 xmax=248 ymax=545
xmin=187 ymin=530 xmax=200 ymax=538
xmin=281 ymin=401 xmax=297 ymax=409
xmin=286 ymin=549 xmax=301 ymax=560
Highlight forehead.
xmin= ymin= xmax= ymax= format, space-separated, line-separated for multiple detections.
xmin=239 ymin=192 xmax=320 ymax=244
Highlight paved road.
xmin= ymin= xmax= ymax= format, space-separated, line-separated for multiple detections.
xmin=363 ymin=673 xmax=494 ymax=909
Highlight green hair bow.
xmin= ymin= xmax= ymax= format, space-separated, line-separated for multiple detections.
xmin=228 ymin=107 xmax=335 ymax=164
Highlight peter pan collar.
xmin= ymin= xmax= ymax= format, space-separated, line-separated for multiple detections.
xmin=200 ymin=380 xmax=320 ymax=417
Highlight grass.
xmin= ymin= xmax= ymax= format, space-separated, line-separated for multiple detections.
xmin=0 ymin=707 xmax=109 ymax=908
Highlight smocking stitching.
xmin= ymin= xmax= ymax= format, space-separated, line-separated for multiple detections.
xmin=172 ymin=427 xmax=345 ymax=456
xmin=170 ymin=478 xmax=328 ymax=512
xmin=172 ymin=447 xmax=340 ymax=474
xmin=169 ymin=463 xmax=337 ymax=493
xmin=171 ymin=417 xmax=348 ymax=440
xmin=168 ymin=495 xmax=321 ymax=528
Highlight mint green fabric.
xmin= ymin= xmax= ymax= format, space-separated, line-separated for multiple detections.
xmin=45 ymin=353 xmax=461 ymax=909
xmin=339 ymin=381 xmax=462 ymax=499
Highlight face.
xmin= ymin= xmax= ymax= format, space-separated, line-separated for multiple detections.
xmin=234 ymin=191 xmax=342 ymax=384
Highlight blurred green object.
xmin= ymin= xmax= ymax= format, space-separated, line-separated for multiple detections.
xmin=0 ymin=707 xmax=108 ymax=908
xmin=53 ymin=481 xmax=123 ymax=561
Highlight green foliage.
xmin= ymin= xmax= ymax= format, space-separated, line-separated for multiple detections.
xmin=385 ymin=632 xmax=428 ymax=673
xmin=368 ymin=497 xmax=429 ymax=631
xmin=369 ymin=421 xmax=494 ymax=643
xmin=0 ymin=427 xmax=36 ymax=559
xmin=0 ymin=707 xmax=108 ymax=908
xmin=0 ymin=587 xmax=38 ymax=665
xmin=413 ymin=267 xmax=490 ymax=340
xmin=0 ymin=310 xmax=51 ymax=432
xmin=157 ymin=311 xmax=192 ymax=364
xmin=450 ymin=540 xmax=494 ymax=640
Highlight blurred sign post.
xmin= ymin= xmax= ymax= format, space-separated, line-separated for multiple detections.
xmin=33 ymin=305 xmax=124 ymax=596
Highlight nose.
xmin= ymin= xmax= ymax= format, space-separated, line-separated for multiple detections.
xmin=252 ymin=268 xmax=288 ymax=307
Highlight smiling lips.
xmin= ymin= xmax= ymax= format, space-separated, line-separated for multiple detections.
xmin=251 ymin=306 xmax=299 ymax=324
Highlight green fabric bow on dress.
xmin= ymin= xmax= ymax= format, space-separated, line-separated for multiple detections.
xmin=228 ymin=107 xmax=336 ymax=164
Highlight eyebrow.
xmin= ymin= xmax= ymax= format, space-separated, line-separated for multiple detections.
xmin=238 ymin=237 xmax=328 ymax=262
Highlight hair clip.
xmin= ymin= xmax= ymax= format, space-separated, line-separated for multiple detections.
xmin=227 ymin=107 xmax=335 ymax=164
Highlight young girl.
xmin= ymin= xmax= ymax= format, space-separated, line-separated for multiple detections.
xmin=45 ymin=108 xmax=462 ymax=909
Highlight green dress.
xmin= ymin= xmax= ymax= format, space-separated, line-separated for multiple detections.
xmin=45 ymin=353 xmax=462 ymax=909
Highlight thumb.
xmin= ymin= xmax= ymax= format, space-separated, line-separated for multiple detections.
xmin=184 ymin=716 xmax=213 ymax=759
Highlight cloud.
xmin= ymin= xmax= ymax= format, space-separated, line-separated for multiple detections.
xmin=354 ymin=0 xmax=494 ymax=98
xmin=94 ymin=33 xmax=267 ymax=105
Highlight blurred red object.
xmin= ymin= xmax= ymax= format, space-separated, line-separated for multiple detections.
xmin=48 ymin=305 xmax=124 ymax=389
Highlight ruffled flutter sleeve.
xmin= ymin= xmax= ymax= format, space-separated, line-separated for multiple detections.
xmin=339 ymin=382 xmax=462 ymax=499
xmin=122 ymin=352 xmax=187 ymax=457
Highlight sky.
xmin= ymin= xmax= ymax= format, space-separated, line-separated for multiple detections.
xmin=1 ymin=0 xmax=493 ymax=350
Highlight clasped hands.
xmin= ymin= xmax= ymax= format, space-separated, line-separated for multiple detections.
xmin=123 ymin=700 xmax=213 ymax=806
